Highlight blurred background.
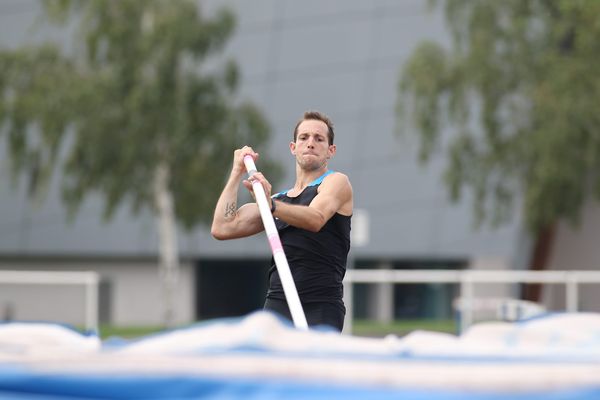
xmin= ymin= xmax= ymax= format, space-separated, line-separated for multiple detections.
xmin=1 ymin=0 xmax=599 ymax=337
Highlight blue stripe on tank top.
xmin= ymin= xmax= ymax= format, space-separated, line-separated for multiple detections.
xmin=272 ymin=170 xmax=335 ymax=198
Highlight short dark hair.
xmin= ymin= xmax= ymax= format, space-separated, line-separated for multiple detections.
xmin=293 ymin=111 xmax=335 ymax=145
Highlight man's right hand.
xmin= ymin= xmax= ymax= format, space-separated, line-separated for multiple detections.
xmin=232 ymin=146 xmax=259 ymax=176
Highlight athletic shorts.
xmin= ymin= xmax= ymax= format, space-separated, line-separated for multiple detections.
xmin=263 ymin=297 xmax=345 ymax=332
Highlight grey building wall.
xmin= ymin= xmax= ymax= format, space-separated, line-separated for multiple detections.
xmin=0 ymin=0 xmax=528 ymax=261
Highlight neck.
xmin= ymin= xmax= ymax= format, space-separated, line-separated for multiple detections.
xmin=293 ymin=164 xmax=328 ymax=191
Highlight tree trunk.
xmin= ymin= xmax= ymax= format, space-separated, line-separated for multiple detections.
xmin=522 ymin=223 xmax=556 ymax=302
xmin=154 ymin=161 xmax=180 ymax=328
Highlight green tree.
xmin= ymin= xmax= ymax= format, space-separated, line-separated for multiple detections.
xmin=397 ymin=0 xmax=600 ymax=280
xmin=0 ymin=0 xmax=280 ymax=326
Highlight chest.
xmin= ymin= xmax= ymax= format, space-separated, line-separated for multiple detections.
xmin=278 ymin=186 xmax=319 ymax=206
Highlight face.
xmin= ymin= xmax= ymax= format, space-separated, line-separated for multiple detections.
xmin=290 ymin=119 xmax=336 ymax=171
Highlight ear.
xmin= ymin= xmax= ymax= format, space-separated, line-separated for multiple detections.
xmin=290 ymin=141 xmax=296 ymax=155
xmin=327 ymin=144 xmax=336 ymax=159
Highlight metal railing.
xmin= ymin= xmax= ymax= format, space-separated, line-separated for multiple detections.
xmin=343 ymin=269 xmax=600 ymax=334
xmin=0 ymin=270 xmax=99 ymax=331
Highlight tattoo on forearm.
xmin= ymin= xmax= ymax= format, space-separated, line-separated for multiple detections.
xmin=224 ymin=202 xmax=237 ymax=218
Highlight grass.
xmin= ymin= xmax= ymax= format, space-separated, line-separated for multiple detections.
xmin=97 ymin=319 xmax=457 ymax=339
xmin=99 ymin=325 xmax=164 ymax=339
xmin=351 ymin=319 xmax=457 ymax=337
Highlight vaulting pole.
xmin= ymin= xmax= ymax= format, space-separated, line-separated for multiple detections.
xmin=243 ymin=155 xmax=308 ymax=330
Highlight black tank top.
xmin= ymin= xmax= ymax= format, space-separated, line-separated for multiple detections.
xmin=266 ymin=171 xmax=351 ymax=304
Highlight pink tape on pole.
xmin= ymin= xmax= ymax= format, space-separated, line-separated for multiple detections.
xmin=268 ymin=233 xmax=284 ymax=254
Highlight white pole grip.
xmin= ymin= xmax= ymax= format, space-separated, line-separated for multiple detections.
xmin=243 ymin=155 xmax=308 ymax=330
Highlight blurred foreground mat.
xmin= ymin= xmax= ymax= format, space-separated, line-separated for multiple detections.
xmin=1 ymin=311 xmax=600 ymax=399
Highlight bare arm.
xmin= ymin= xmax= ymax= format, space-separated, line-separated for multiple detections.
xmin=211 ymin=148 xmax=265 ymax=240
xmin=273 ymin=173 xmax=353 ymax=232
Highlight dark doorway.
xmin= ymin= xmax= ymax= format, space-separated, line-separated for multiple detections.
xmin=195 ymin=259 xmax=271 ymax=320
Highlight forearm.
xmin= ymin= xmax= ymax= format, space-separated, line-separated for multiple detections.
xmin=211 ymin=171 xmax=244 ymax=237
xmin=273 ymin=200 xmax=327 ymax=233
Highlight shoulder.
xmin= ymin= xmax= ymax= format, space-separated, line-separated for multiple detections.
xmin=323 ymin=171 xmax=351 ymax=186
xmin=318 ymin=171 xmax=353 ymax=215
xmin=319 ymin=171 xmax=352 ymax=194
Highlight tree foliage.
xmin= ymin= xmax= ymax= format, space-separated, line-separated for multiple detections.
xmin=0 ymin=0 xmax=280 ymax=229
xmin=397 ymin=0 xmax=600 ymax=233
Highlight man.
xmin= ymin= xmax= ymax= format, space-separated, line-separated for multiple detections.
xmin=211 ymin=111 xmax=353 ymax=331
